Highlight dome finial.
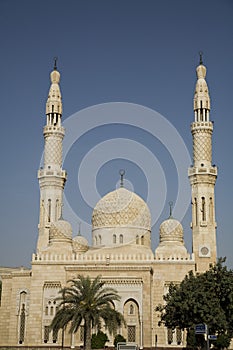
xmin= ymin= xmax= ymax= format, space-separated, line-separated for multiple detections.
xmin=119 ymin=169 xmax=125 ymax=188
xmin=53 ymin=56 xmax=58 ymax=70
xmin=78 ymin=221 xmax=81 ymax=236
xmin=199 ymin=51 xmax=203 ymax=65
xmin=169 ymin=201 xmax=173 ymax=218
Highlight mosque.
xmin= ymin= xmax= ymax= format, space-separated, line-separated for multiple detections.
xmin=0 ymin=58 xmax=218 ymax=348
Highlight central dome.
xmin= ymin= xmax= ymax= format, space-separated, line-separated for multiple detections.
xmin=92 ymin=187 xmax=151 ymax=230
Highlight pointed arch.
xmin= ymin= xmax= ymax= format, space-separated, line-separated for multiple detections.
xmin=123 ymin=298 xmax=140 ymax=344
xmin=17 ymin=290 xmax=29 ymax=344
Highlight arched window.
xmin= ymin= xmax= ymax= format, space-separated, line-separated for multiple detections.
xmin=99 ymin=235 xmax=102 ymax=245
xmin=50 ymin=306 xmax=54 ymax=316
xmin=209 ymin=197 xmax=213 ymax=223
xmin=18 ymin=291 xmax=27 ymax=344
xmin=194 ymin=198 xmax=198 ymax=226
xmin=136 ymin=235 xmax=139 ymax=244
xmin=48 ymin=199 xmax=51 ymax=222
xmin=129 ymin=304 xmax=134 ymax=315
xmin=80 ymin=325 xmax=84 ymax=341
xmin=167 ymin=328 xmax=173 ymax=344
xmin=141 ymin=236 xmax=144 ymax=245
xmin=55 ymin=199 xmax=59 ymax=220
xmin=123 ymin=300 xmax=139 ymax=344
xmin=176 ymin=328 xmax=182 ymax=345
xmin=113 ymin=234 xmax=116 ymax=244
xmin=45 ymin=306 xmax=48 ymax=316
xmin=201 ymin=197 xmax=206 ymax=221
xmin=167 ymin=327 xmax=183 ymax=345
xmin=44 ymin=326 xmax=49 ymax=343
xmin=52 ymin=329 xmax=58 ymax=343
xmin=120 ymin=234 xmax=123 ymax=244
xmin=200 ymin=101 xmax=203 ymax=121
xmin=19 ymin=304 xmax=26 ymax=344
xmin=40 ymin=200 xmax=45 ymax=225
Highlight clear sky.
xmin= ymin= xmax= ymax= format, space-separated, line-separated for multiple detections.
xmin=0 ymin=0 xmax=232 ymax=269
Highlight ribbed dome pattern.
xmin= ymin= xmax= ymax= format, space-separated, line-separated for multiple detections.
xmin=92 ymin=187 xmax=151 ymax=230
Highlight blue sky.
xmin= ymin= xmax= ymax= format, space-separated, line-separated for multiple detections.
xmin=0 ymin=0 xmax=232 ymax=268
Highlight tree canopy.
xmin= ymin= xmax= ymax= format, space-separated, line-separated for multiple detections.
xmin=50 ymin=275 xmax=125 ymax=350
xmin=156 ymin=258 xmax=233 ymax=349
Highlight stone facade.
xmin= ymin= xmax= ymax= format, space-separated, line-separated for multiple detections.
xmin=0 ymin=59 xmax=219 ymax=348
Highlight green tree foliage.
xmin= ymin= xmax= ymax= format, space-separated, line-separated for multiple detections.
xmin=91 ymin=331 xmax=109 ymax=349
xmin=114 ymin=334 xmax=126 ymax=347
xmin=50 ymin=275 xmax=125 ymax=350
xmin=156 ymin=258 xmax=233 ymax=349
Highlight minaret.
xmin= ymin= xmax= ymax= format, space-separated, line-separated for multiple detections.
xmin=188 ymin=53 xmax=217 ymax=272
xmin=37 ymin=60 xmax=67 ymax=252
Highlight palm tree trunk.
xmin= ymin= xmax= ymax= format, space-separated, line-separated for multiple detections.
xmin=84 ymin=317 xmax=92 ymax=350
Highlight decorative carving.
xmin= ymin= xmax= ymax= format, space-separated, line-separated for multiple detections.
xmin=92 ymin=188 xmax=151 ymax=230
xmin=43 ymin=282 xmax=61 ymax=289
xmin=44 ymin=136 xmax=63 ymax=166
xmin=193 ymin=130 xmax=212 ymax=162
xmin=160 ymin=218 xmax=183 ymax=242
xmin=50 ymin=220 xmax=72 ymax=240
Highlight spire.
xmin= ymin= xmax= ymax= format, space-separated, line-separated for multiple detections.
xmin=119 ymin=169 xmax=125 ymax=188
xmin=54 ymin=56 xmax=57 ymax=70
xmin=193 ymin=52 xmax=210 ymax=122
xmin=46 ymin=58 xmax=63 ymax=122
xmin=169 ymin=201 xmax=173 ymax=218
xmin=199 ymin=51 xmax=203 ymax=65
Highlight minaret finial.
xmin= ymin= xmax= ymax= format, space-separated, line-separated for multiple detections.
xmin=199 ymin=51 xmax=203 ymax=65
xmin=54 ymin=56 xmax=58 ymax=70
xmin=119 ymin=169 xmax=125 ymax=188
xmin=169 ymin=201 xmax=173 ymax=218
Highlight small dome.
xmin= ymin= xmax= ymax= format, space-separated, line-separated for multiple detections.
xmin=92 ymin=187 xmax=151 ymax=230
xmin=73 ymin=234 xmax=89 ymax=252
xmin=155 ymin=217 xmax=189 ymax=260
xmin=159 ymin=217 xmax=183 ymax=243
xmin=50 ymin=219 xmax=72 ymax=240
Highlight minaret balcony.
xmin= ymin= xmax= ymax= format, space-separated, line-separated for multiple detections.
xmin=191 ymin=121 xmax=213 ymax=130
xmin=38 ymin=168 xmax=67 ymax=178
xmin=43 ymin=125 xmax=65 ymax=136
xmin=188 ymin=165 xmax=217 ymax=177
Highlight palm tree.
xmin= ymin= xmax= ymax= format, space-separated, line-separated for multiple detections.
xmin=50 ymin=275 xmax=125 ymax=350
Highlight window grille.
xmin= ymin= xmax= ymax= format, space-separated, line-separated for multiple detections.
xmin=44 ymin=326 xmax=50 ymax=343
xmin=167 ymin=328 xmax=173 ymax=344
xmin=128 ymin=325 xmax=136 ymax=342
xmin=80 ymin=325 xmax=84 ymax=341
xmin=176 ymin=328 xmax=182 ymax=345
xmin=19 ymin=304 xmax=26 ymax=344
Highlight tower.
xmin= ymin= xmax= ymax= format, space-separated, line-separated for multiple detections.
xmin=188 ymin=54 xmax=217 ymax=272
xmin=37 ymin=61 xmax=67 ymax=252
